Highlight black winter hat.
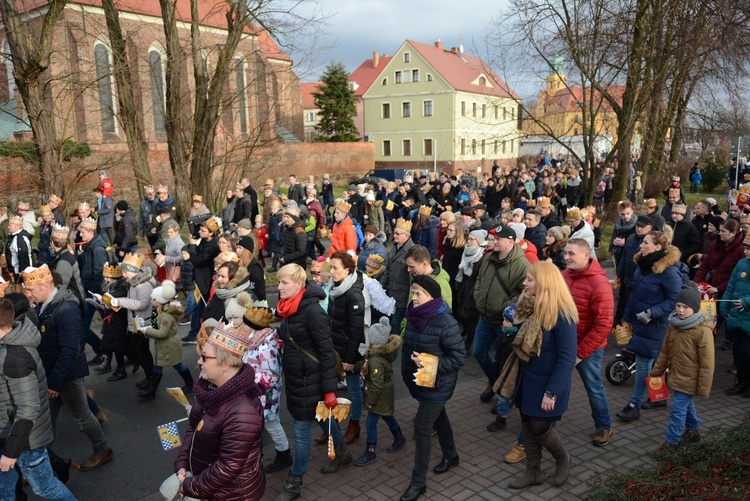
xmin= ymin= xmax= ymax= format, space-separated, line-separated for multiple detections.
xmin=238 ymin=236 xmax=254 ymax=253
xmin=411 ymin=274 xmax=442 ymax=300
xmin=115 ymin=200 xmax=129 ymax=211
xmin=675 ymin=281 xmax=701 ymax=313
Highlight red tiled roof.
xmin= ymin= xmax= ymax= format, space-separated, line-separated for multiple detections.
xmin=541 ymin=84 xmax=625 ymax=114
xmin=348 ymin=54 xmax=393 ymax=97
xmin=406 ymin=40 xmax=520 ymax=100
xmin=301 ymin=82 xmax=321 ymax=110
xmin=14 ymin=0 xmax=292 ymax=62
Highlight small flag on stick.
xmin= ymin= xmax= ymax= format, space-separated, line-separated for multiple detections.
xmin=157 ymin=421 xmax=182 ymax=451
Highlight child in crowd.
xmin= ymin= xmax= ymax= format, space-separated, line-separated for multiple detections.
xmin=179 ymin=245 xmax=195 ymax=326
xmin=353 ymin=317 xmax=405 ymax=466
xmin=254 ymin=214 xmax=267 ymax=268
xmin=310 ymin=256 xmax=331 ymax=311
xmin=99 ymin=263 xmax=129 ymax=382
xmin=488 ymin=304 xmax=519 ymax=433
xmin=240 ymin=303 xmax=291 ymax=473
xmin=649 ymin=282 xmax=715 ymax=451
xmin=224 ymin=292 xmax=253 ymax=329
xmin=267 ymin=202 xmax=284 ymax=273
xmin=135 ymin=280 xmax=194 ymax=399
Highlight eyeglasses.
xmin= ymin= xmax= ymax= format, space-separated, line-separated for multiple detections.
xmin=199 ymin=354 xmax=217 ymax=362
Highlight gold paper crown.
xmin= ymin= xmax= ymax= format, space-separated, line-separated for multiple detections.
xmin=668 ymin=188 xmax=680 ymax=197
xmin=243 ymin=305 xmax=274 ymax=329
xmin=157 ymin=184 xmax=168 ymax=193
xmin=144 ymin=185 xmax=155 ymax=194
xmin=740 ymin=184 xmax=750 ymax=194
xmin=418 ymin=205 xmax=432 ymax=217
xmin=672 ymin=204 xmax=687 ymax=215
xmin=395 ymin=218 xmax=413 ymax=233
xmin=204 ymin=216 xmax=222 ymax=233
xmin=40 ymin=204 xmax=52 ymax=215
xmin=51 ymin=224 xmax=70 ymax=241
xmin=310 ymin=259 xmax=323 ymax=274
xmin=121 ymin=252 xmax=143 ymax=273
xmin=284 ymin=203 xmax=301 ymax=217
xmin=741 ymin=214 xmax=750 ymax=224
xmin=49 ymin=194 xmax=62 ymax=205
xmin=336 ymin=200 xmax=351 ymax=214
xmin=79 ymin=217 xmax=97 ymax=231
xmin=208 ymin=324 xmax=250 ymax=358
xmin=17 ymin=202 xmax=29 ymax=211
xmin=215 ymin=251 xmax=239 ymax=265
xmin=536 ymin=196 xmax=551 ymax=208
xmin=613 ymin=323 xmax=633 ymax=345
xmin=744 ymin=232 xmax=750 ymax=246
xmin=566 ymin=207 xmax=582 ymax=220
xmin=197 ymin=319 xmax=219 ymax=349
xmin=527 ymin=199 xmax=537 ymax=208
xmin=8 ymin=215 xmax=22 ymax=225
xmin=0 ymin=282 xmax=9 ymax=298
xmin=78 ymin=202 xmax=90 ymax=211
xmin=644 ymin=198 xmax=657 ymax=209
xmin=103 ymin=262 xmax=123 ymax=278
xmin=21 ymin=265 xmax=53 ymax=286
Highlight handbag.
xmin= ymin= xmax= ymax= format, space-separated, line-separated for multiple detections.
xmin=168 ymin=263 xmax=182 ymax=283
xmin=288 ymin=328 xmax=346 ymax=382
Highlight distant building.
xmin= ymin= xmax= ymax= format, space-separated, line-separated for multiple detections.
xmin=361 ymin=40 xmax=521 ymax=173
xmin=348 ymin=52 xmax=392 ymax=140
xmin=301 ymin=82 xmax=322 ymax=141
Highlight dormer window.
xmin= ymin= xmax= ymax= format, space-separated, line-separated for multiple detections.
xmin=404 ymin=52 xmax=410 ymax=63
xmin=479 ymin=76 xmax=486 ymax=85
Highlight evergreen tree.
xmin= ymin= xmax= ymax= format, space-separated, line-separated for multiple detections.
xmin=313 ymin=62 xmax=359 ymax=142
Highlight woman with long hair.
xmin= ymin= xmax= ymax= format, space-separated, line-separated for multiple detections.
xmin=502 ymin=261 xmax=578 ymax=489
xmin=436 ymin=211 xmax=456 ymax=259
xmin=454 ymin=228 xmax=487 ymax=351
xmin=237 ymin=236 xmax=266 ymax=302
xmin=441 ymin=221 xmax=467 ymax=286
xmin=542 ymin=226 xmax=569 ymax=271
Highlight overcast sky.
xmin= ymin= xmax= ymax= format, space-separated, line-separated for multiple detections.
xmin=289 ymin=0 xmax=538 ymax=97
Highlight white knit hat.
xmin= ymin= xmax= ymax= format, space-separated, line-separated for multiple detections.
xmin=224 ymin=291 xmax=253 ymax=319
xmin=151 ymin=280 xmax=176 ymax=304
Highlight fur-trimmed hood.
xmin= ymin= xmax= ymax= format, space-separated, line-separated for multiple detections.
xmin=127 ymin=267 xmax=154 ymax=287
xmin=162 ymin=303 xmax=185 ymax=317
xmin=367 ymin=334 xmax=402 ymax=362
xmin=213 ymin=265 xmax=249 ymax=291
xmin=634 ymin=245 xmax=681 ymax=274
xmin=364 ymin=231 xmax=387 ymax=249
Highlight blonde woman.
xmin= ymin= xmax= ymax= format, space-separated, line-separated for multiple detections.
xmin=501 ymin=261 xmax=578 ymax=489
xmin=436 ymin=211 xmax=456 ymax=259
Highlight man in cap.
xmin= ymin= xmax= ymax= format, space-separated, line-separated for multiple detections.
xmin=537 ymin=197 xmax=560 ymax=229
xmin=113 ymin=200 xmax=138 ymax=258
xmin=473 ymin=203 xmax=494 ymax=231
xmin=347 ymin=183 xmax=366 ymax=227
xmin=22 ymin=265 xmax=114 ymax=472
xmin=233 ymin=182 xmax=257 ymax=226
xmin=183 ymin=217 xmax=221 ymax=344
xmin=643 ymin=199 xmax=665 ymax=231
xmin=262 ymin=185 xmax=281 ymax=225
xmin=609 ymin=200 xmax=637 ymax=268
xmin=152 ymin=206 xmax=178 ymax=254
xmin=661 ymin=188 xmax=691 ymax=223
xmin=473 ymin=226 xmax=530 ymax=402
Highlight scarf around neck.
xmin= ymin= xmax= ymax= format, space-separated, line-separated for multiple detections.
xmin=214 ymin=279 xmax=249 ymax=301
xmin=668 ymin=310 xmax=704 ymax=329
xmin=510 ymin=293 xmax=544 ymax=362
xmin=329 ymin=271 xmax=358 ymax=300
xmin=456 ymin=245 xmax=484 ymax=282
xmin=276 ymin=288 xmax=305 ymax=318
xmin=615 ymin=216 xmax=637 ymax=234
xmin=194 ymin=363 xmax=264 ymax=416
xmin=406 ymin=297 xmax=446 ymax=331
xmin=637 ymin=249 xmax=666 ymax=275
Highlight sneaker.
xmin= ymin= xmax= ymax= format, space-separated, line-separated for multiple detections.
xmin=486 ymin=416 xmax=507 ymax=432
xmin=503 ymin=442 xmax=526 ymax=464
xmin=641 ymin=399 xmax=667 ymax=409
xmin=592 ymin=429 xmax=611 ymax=447
xmin=178 ymin=315 xmax=191 ymax=326
xmin=181 ymin=335 xmax=197 ymax=345
xmin=616 ymin=403 xmax=640 ymax=422
xmin=681 ymin=429 xmax=700 ymax=444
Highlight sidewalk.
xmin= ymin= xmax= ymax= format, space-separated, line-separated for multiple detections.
xmin=259 ymin=343 xmax=746 ymax=501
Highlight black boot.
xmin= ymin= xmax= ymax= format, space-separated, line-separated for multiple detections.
xmin=138 ymin=373 xmax=163 ymax=400
xmin=726 ymin=374 xmax=748 ymax=396
xmin=353 ymin=442 xmax=377 ymax=466
xmin=274 ymin=474 xmax=302 ymax=501
xmin=107 ymin=366 xmax=127 ymax=382
xmin=265 ymin=448 xmax=293 ymax=473
xmin=136 ymin=373 xmax=152 ymax=390
xmin=47 ymin=449 xmax=73 ymax=485
xmin=179 ymin=368 xmax=195 ymax=394
xmin=388 ymin=427 xmax=406 ymax=453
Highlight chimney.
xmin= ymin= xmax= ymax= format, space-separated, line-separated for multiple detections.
xmin=450 ymin=47 xmax=459 ymax=54
xmin=434 ymin=40 xmax=443 ymax=51
xmin=373 ymin=51 xmax=380 ymax=68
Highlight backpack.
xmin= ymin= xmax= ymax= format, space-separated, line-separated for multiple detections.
xmin=353 ymin=222 xmax=364 ymax=248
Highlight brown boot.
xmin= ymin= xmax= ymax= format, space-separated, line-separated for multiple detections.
xmin=508 ymin=423 xmax=543 ymax=489
xmin=315 ymin=433 xmax=328 ymax=445
xmin=343 ymin=419 xmax=360 ymax=444
xmin=536 ymin=426 xmax=570 ymax=486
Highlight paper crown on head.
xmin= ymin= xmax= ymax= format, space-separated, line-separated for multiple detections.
xmin=204 ymin=215 xmax=222 ymax=233
xmin=121 ymin=252 xmax=143 ymax=273
xmin=418 ymin=205 xmax=432 ymax=217
xmin=741 ymin=214 xmax=750 ymax=224
xmin=644 ymin=198 xmax=657 ymax=209
xmin=336 ymin=200 xmax=351 ymax=214
xmin=40 ymin=204 xmax=52 ymax=216
xmin=0 ymin=282 xmax=9 ymax=298
xmin=566 ymin=206 xmax=582 ymax=220
xmin=284 ymin=202 xmax=301 ymax=218
xmin=744 ymin=232 xmax=750 ymax=246
xmin=17 ymin=202 xmax=30 ymax=211
xmin=197 ymin=318 xmax=219 ymax=349
xmin=581 ymin=206 xmax=596 ymax=221
xmin=208 ymin=323 xmax=250 ymax=358
xmin=672 ymin=204 xmax=688 ymax=215
xmin=51 ymin=224 xmax=70 ymax=241
xmin=365 ymin=254 xmax=385 ymax=276
xmin=243 ymin=304 xmax=274 ymax=330
xmin=48 ymin=194 xmax=62 ymax=205
xmin=8 ymin=215 xmax=22 ymax=225
xmin=192 ymin=194 xmax=203 ymax=203
xmin=156 ymin=184 xmax=168 ymax=193
xmin=79 ymin=217 xmax=98 ymax=231
xmin=144 ymin=185 xmax=155 ymax=194
xmin=78 ymin=202 xmax=90 ymax=211
xmin=527 ymin=199 xmax=537 ymax=208
xmin=103 ymin=262 xmax=123 ymax=278
xmin=536 ymin=196 xmax=551 ymax=208
xmin=395 ymin=217 xmax=413 ymax=233
xmin=22 ymin=265 xmax=53 ymax=286
xmin=668 ymin=187 xmax=681 ymax=197
xmin=215 ymin=251 xmax=239 ymax=265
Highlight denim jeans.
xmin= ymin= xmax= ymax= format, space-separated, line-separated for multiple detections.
xmin=184 ymin=289 xmax=196 ymax=318
xmin=630 ymin=355 xmax=655 ymax=409
xmin=290 ymin=418 xmax=343 ymax=477
xmin=494 ymin=395 xmax=510 ymax=417
xmin=82 ymin=303 xmax=102 ymax=356
xmin=188 ymin=298 xmax=206 ymax=339
xmin=153 ymin=363 xmax=188 ymax=375
xmin=0 ymin=448 xmax=77 ymax=501
xmin=364 ymin=412 xmax=400 ymax=445
xmin=576 ymin=348 xmax=612 ymax=429
xmin=265 ymin=417 xmax=289 ymax=452
xmin=666 ymin=391 xmax=700 ymax=445
xmin=390 ymin=307 xmax=406 ymax=335
xmin=346 ymin=372 xmax=363 ymax=421
xmin=411 ymin=402 xmax=456 ymax=489
xmin=49 ymin=378 xmax=109 ymax=454
xmin=473 ymin=318 xmax=503 ymax=385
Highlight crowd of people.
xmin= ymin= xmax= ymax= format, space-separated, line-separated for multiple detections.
xmin=0 ymin=160 xmax=744 ymax=500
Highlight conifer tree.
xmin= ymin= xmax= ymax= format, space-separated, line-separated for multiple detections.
xmin=313 ymin=62 xmax=359 ymax=142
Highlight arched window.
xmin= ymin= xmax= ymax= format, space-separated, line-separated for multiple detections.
xmin=235 ymin=57 xmax=248 ymax=134
xmin=94 ymin=42 xmax=117 ymax=133
xmin=149 ymin=46 xmax=166 ymax=133
xmin=2 ymin=40 xmax=14 ymax=100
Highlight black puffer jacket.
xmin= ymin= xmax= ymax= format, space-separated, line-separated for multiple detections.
xmin=278 ymin=285 xmax=339 ymax=421
xmin=113 ymin=207 xmax=138 ymax=251
xmin=328 ymin=272 xmax=366 ymax=365
xmin=401 ymin=303 xmax=466 ymax=403
xmin=281 ymin=220 xmax=307 ymax=268
xmin=454 ymin=260 xmax=481 ymax=319
xmin=191 ymin=236 xmax=220 ymax=297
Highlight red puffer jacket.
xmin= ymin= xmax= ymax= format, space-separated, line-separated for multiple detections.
xmin=176 ymin=365 xmax=265 ymax=501
xmin=563 ymin=258 xmax=614 ymax=359
xmin=329 ymin=216 xmax=357 ymax=256
xmin=694 ymin=232 xmax=745 ymax=297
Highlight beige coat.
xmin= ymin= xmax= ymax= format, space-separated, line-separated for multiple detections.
xmin=651 ymin=320 xmax=715 ymax=398
xmin=143 ymin=304 xmax=184 ymax=367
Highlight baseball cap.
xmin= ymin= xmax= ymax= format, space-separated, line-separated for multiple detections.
xmin=494 ymin=226 xmax=517 ymax=240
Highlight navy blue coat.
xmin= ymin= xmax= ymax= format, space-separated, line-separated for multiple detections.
xmin=624 ymin=246 xmax=682 ymax=359
xmin=516 ymin=315 xmax=577 ymax=418
xmin=401 ymin=303 xmax=466 ymax=403
xmin=79 ymin=234 xmax=108 ymax=294
xmin=411 ymin=216 xmax=440 ymax=260
xmin=35 ymin=287 xmax=89 ymax=392
xmin=617 ymin=233 xmax=644 ymax=287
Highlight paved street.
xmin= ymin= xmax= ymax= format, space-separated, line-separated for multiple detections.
xmin=29 ymin=315 xmax=747 ymax=501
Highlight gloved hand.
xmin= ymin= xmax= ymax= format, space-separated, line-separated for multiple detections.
xmin=324 ymin=392 xmax=338 ymax=409
xmin=135 ymin=317 xmax=148 ymax=334
xmin=636 ymin=310 xmax=652 ymax=324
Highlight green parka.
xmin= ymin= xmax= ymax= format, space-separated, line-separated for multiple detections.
xmin=143 ymin=303 xmax=184 ymax=367
xmin=362 ymin=335 xmax=402 ymax=416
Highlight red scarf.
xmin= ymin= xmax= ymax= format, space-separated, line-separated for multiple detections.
xmin=276 ymin=288 xmax=305 ymax=318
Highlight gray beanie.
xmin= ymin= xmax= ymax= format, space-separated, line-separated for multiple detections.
xmin=675 ymin=281 xmax=701 ymax=313
xmin=469 ymin=229 xmax=488 ymax=247
xmin=367 ymin=317 xmax=391 ymax=346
